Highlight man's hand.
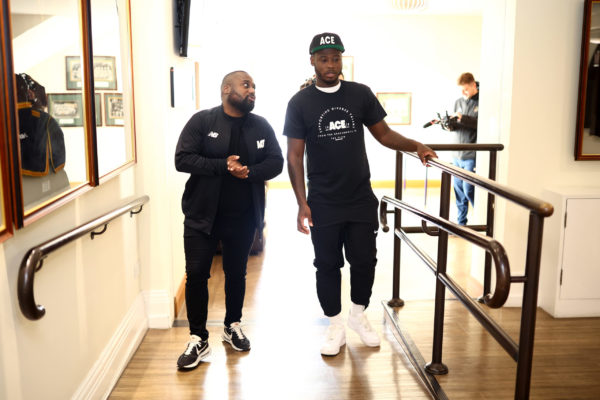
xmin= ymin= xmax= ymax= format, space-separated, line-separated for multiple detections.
xmin=227 ymin=155 xmax=249 ymax=179
xmin=297 ymin=203 xmax=313 ymax=235
xmin=416 ymin=143 xmax=437 ymax=166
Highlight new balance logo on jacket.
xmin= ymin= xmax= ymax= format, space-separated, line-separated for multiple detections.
xmin=207 ymin=131 xmax=266 ymax=149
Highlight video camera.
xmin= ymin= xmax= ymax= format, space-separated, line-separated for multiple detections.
xmin=423 ymin=111 xmax=458 ymax=131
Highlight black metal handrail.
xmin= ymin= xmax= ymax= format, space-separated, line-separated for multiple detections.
xmin=382 ymin=148 xmax=553 ymax=400
xmin=388 ymin=143 xmax=505 ymax=307
xmin=421 ymin=156 xmax=552 ymax=217
xmin=17 ymin=195 xmax=149 ymax=321
xmin=380 ymin=196 xmax=511 ymax=308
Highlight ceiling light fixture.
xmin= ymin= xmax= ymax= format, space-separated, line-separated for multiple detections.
xmin=391 ymin=0 xmax=427 ymax=11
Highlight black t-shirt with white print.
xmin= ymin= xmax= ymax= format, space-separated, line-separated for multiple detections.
xmin=283 ymin=80 xmax=387 ymax=227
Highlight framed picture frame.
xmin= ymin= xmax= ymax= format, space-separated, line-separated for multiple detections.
xmin=377 ymin=92 xmax=412 ymax=125
xmin=47 ymin=93 xmax=84 ymax=127
xmin=65 ymin=56 xmax=83 ymax=90
xmin=65 ymin=56 xmax=117 ymax=90
xmin=342 ymin=56 xmax=354 ymax=81
xmin=104 ymin=93 xmax=124 ymax=126
xmin=574 ymin=0 xmax=600 ymax=160
xmin=95 ymin=93 xmax=102 ymax=126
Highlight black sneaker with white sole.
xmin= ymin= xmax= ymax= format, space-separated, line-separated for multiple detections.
xmin=222 ymin=322 xmax=251 ymax=351
xmin=177 ymin=335 xmax=211 ymax=369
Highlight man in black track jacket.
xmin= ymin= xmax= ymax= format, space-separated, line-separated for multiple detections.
xmin=174 ymin=70 xmax=283 ymax=369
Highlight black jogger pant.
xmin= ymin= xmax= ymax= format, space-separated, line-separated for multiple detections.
xmin=183 ymin=212 xmax=256 ymax=340
xmin=310 ymin=221 xmax=378 ymax=317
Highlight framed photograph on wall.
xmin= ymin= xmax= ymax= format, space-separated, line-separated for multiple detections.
xmin=342 ymin=56 xmax=354 ymax=81
xmin=47 ymin=93 xmax=84 ymax=127
xmin=93 ymin=56 xmax=117 ymax=90
xmin=65 ymin=56 xmax=117 ymax=90
xmin=65 ymin=56 xmax=83 ymax=90
xmin=104 ymin=93 xmax=124 ymax=126
xmin=376 ymin=92 xmax=412 ymax=125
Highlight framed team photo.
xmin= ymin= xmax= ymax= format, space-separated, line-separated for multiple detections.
xmin=104 ymin=93 xmax=124 ymax=126
xmin=377 ymin=92 xmax=412 ymax=125
xmin=47 ymin=93 xmax=84 ymax=127
xmin=65 ymin=56 xmax=117 ymax=90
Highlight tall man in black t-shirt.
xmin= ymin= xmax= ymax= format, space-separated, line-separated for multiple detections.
xmin=175 ymin=71 xmax=283 ymax=369
xmin=284 ymin=33 xmax=437 ymax=356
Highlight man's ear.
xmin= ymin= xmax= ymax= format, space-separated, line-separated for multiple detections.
xmin=223 ymin=84 xmax=231 ymax=94
xmin=310 ymin=55 xmax=315 ymax=67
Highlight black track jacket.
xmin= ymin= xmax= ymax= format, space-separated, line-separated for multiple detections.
xmin=175 ymin=105 xmax=283 ymax=234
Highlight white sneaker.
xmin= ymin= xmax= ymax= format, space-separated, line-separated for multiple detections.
xmin=320 ymin=323 xmax=346 ymax=356
xmin=348 ymin=312 xmax=380 ymax=347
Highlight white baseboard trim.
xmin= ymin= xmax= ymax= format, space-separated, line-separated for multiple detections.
xmin=72 ymin=294 xmax=148 ymax=400
xmin=143 ymin=289 xmax=174 ymax=329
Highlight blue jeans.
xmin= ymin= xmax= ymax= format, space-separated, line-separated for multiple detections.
xmin=453 ymin=158 xmax=475 ymax=226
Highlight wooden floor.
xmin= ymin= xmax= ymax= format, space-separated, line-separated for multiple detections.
xmin=109 ymin=188 xmax=600 ymax=399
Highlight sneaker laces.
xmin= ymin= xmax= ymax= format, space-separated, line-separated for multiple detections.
xmin=229 ymin=323 xmax=246 ymax=339
xmin=184 ymin=336 xmax=201 ymax=355
xmin=356 ymin=314 xmax=374 ymax=332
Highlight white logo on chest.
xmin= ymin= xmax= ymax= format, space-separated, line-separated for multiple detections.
xmin=328 ymin=120 xmax=347 ymax=130
xmin=208 ymin=131 xmax=219 ymax=138
xmin=317 ymin=107 xmax=356 ymax=142
xmin=256 ymin=139 xmax=265 ymax=149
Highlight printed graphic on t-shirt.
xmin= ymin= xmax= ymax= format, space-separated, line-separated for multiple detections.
xmin=317 ymin=106 xmax=356 ymax=142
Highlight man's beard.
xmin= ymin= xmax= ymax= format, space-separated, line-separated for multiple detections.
xmin=228 ymin=91 xmax=254 ymax=114
xmin=315 ymin=69 xmax=340 ymax=85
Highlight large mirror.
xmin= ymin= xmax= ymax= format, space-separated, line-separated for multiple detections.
xmin=10 ymin=0 xmax=91 ymax=213
xmin=576 ymin=0 xmax=600 ymax=160
xmin=91 ymin=0 xmax=135 ymax=178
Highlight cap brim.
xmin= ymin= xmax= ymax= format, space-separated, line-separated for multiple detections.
xmin=310 ymin=44 xmax=345 ymax=54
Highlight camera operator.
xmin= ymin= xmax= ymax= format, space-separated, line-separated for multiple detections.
xmin=449 ymin=72 xmax=479 ymax=226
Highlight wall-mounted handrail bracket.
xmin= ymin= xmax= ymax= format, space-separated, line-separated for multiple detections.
xmin=17 ymin=195 xmax=149 ymax=321
xmin=90 ymin=224 xmax=108 ymax=240
xmin=130 ymin=205 xmax=143 ymax=217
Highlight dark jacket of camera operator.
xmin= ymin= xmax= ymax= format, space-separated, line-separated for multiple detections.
xmin=449 ymin=84 xmax=478 ymax=160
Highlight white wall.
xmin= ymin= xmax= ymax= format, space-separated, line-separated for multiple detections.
xmin=188 ymin=3 xmax=482 ymax=182
xmin=501 ymin=0 xmax=600 ymax=263
xmin=477 ymin=0 xmax=600 ymax=305
xmin=130 ymin=0 xmax=195 ymax=327
xmin=0 ymin=170 xmax=146 ymax=400
xmin=0 ymin=2 xmax=151 ymax=399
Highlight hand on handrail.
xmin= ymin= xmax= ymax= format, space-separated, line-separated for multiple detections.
xmin=415 ymin=144 xmax=438 ymax=166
